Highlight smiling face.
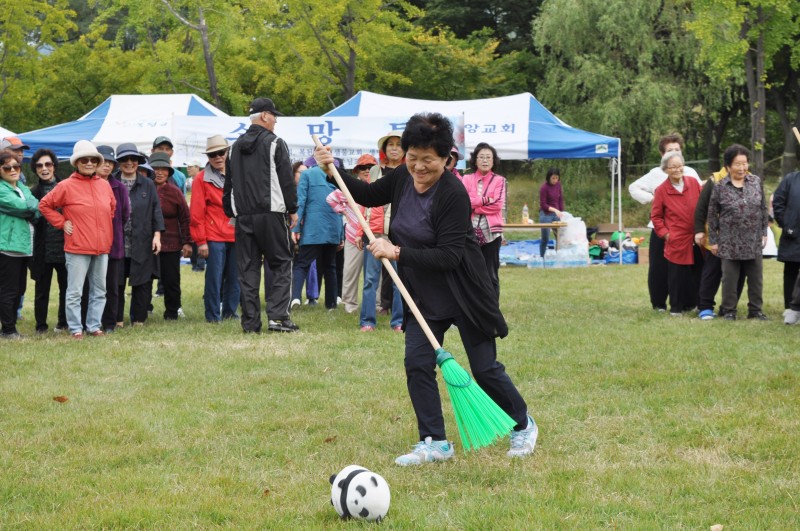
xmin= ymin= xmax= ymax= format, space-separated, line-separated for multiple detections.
xmin=35 ymin=156 xmax=55 ymax=182
xmin=96 ymin=159 xmax=115 ymax=179
xmin=75 ymin=157 xmax=100 ymax=176
xmin=207 ymin=148 xmax=227 ymax=172
xmin=727 ymin=154 xmax=749 ymax=181
xmin=118 ymin=156 xmax=139 ymax=177
xmin=664 ymin=156 xmax=684 ymax=183
xmin=0 ymin=156 xmax=21 ymax=186
xmin=383 ymin=137 xmax=404 ymax=167
xmin=405 ymin=146 xmax=447 ymax=193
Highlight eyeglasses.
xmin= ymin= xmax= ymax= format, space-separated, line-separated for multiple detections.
xmin=208 ymin=150 xmax=227 ymax=159
xmin=77 ymin=157 xmax=100 ymax=165
xmin=666 ymin=165 xmax=684 ymax=171
xmin=354 ymin=165 xmax=373 ymax=172
xmin=1 ymin=163 xmax=21 ymax=172
xmin=35 ymin=161 xmax=54 ymax=169
xmin=477 ymin=155 xmax=493 ymax=160
xmin=118 ymin=156 xmax=140 ymax=163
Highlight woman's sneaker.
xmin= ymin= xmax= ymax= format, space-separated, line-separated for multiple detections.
xmin=698 ymin=309 xmax=715 ymax=320
xmin=507 ymin=415 xmax=538 ymax=457
xmin=395 ymin=437 xmax=454 ymax=466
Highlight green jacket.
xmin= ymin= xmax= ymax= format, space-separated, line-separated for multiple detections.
xmin=0 ymin=180 xmax=39 ymax=255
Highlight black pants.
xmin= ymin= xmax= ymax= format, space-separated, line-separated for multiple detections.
xmin=292 ymin=244 xmax=338 ymax=309
xmin=782 ymin=261 xmax=800 ymax=309
xmin=648 ymin=229 xmax=668 ymax=310
xmin=159 ymin=251 xmax=182 ymax=319
xmin=235 ymin=212 xmax=293 ymax=333
xmin=697 ymin=251 xmax=745 ymax=313
xmin=0 ymin=254 xmax=28 ymax=335
xmin=667 ymin=247 xmax=703 ymax=313
xmin=117 ymin=257 xmax=153 ymax=324
xmin=404 ymin=313 xmax=528 ymax=441
xmin=720 ymin=256 xmax=763 ymax=316
xmin=480 ymin=237 xmax=502 ymax=300
xmin=34 ymin=261 xmax=68 ymax=331
xmin=380 ymin=267 xmax=393 ymax=310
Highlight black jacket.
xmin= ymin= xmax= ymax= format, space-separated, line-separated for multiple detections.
xmin=336 ymin=165 xmax=508 ymax=339
xmin=30 ymin=178 xmax=65 ymax=280
xmin=224 ymin=124 xmax=297 ymax=217
xmin=127 ymin=175 xmax=165 ymax=286
xmin=773 ymin=171 xmax=800 ymax=262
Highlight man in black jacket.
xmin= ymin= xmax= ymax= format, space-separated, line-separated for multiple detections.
xmin=224 ymin=97 xmax=299 ymax=333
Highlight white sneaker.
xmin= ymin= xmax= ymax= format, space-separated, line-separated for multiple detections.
xmin=507 ymin=415 xmax=538 ymax=457
xmin=290 ymin=298 xmax=301 ymax=310
xmin=784 ymin=309 xmax=800 ymax=325
xmin=395 ymin=436 xmax=454 ymax=466
xmin=177 ymin=307 xmax=186 ymax=318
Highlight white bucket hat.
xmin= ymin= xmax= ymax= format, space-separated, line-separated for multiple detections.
xmin=69 ymin=140 xmax=104 ymax=167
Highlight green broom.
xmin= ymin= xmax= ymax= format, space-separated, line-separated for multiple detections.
xmin=312 ymin=136 xmax=517 ymax=451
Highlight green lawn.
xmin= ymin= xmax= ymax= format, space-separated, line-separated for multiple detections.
xmin=2 ymin=261 xmax=799 ymax=528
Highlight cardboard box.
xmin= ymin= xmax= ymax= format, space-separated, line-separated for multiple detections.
xmin=595 ymin=223 xmax=619 ymax=242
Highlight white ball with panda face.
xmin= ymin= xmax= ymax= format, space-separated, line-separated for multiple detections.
xmin=329 ymin=465 xmax=391 ymax=522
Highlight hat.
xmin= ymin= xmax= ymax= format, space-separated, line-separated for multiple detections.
xmin=0 ymin=136 xmax=30 ymax=151
xmin=353 ymin=154 xmax=378 ymax=169
xmin=450 ymin=146 xmax=463 ymax=160
xmin=377 ymin=131 xmax=403 ymax=152
xmin=115 ymin=143 xmax=147 ymax=164
xmin=96 ymin=145 xmax=116 ymax=163
xmin=248 ymin=97 xmax=284 ymax=116
xmin=203 ymin=134 xmax=229 ymax=154
xmin=152 ymin=136 xmax=173 ymax=149
xmin=187 ymin=159 xmax=202 ymax=168
xmin=69 ymin=140 xmax=104 ymax=167
xmin=148 ymin=152 xmax=175 ymax=176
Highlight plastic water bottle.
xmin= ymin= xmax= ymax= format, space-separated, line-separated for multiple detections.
xmin=522 ymin=204 xmax=529 ymax=224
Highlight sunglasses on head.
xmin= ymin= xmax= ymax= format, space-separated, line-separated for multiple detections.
xmin=35 ymin=161 xmax=54 ymax=169
xmin=77 ymin=157 xmax=100 ymax=165
xmin=207 ymin=150 xmax=227 ymax=159
xmin=1 ymin=163 xmax=21 ymax=172
xmin=118 ymin=156 xmax=140 ymax=163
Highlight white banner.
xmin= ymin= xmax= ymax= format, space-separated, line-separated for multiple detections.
xmin=172 ymin=115 xmax=465 ymax=169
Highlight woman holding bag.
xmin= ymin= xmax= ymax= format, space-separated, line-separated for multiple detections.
xmin=462 ymin=143 xmax=506 ymax=299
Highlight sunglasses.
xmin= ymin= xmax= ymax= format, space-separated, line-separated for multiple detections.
xmin=118 ymin=156 xmax=140 ymax=163
xmin=77 ymin=157 xmax=101 ymax=165
xmin=35 ymin=161 xmax=54 ymax=169
xmin=1 ymin=163 xmax=22 ymax=172
xmin=207 ymin=150 xmax=227 ymax=159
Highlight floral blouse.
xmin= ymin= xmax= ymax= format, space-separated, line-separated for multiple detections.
xmin=707 ymin=174 xmax=768 ymax=260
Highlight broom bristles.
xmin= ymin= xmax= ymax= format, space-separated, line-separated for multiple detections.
xmin=436 ymin=348 xmax=517 ymax=451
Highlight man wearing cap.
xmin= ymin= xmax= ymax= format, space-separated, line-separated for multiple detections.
xmin=152 ymin=136 xmax=187 ymax=194
xmin=224 ymin=97 xmax=298 ymax=333
xmin=1 ymin=137 xmax=30 ymax=184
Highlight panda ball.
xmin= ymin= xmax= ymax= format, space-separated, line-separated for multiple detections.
xmin=329 ymin=465 xmax=390 ymax=522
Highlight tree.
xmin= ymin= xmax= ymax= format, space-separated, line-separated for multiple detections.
xmin=688 ymin=0 xmax=800 ymax=178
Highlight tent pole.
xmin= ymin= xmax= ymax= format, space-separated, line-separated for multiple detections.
xmin=610 ymin=159 xmax=616 ymax=223
xmin=617 ymin=148 xmax=623 ymax=264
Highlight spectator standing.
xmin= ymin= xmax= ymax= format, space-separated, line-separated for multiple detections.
xmin=191 ymin=135 xmax=239 ymax=323
xmin=224 ymin=99 xmax=298 ymax=333
xmin=537 ymin=168 xmax=564 ymax=258
xmin=150 ymin=152 xmax=192 ymax=320
xmin=0 ymin=137 xmax=30 ymax=184
xmin=772 ymin=169 xmax=800 ymax=315
xmin=29 ymin=148 xmax=68 ymax=334
xmin=707 ymin=144 xmax=769 ymax=321
xmin=151 ymin=136 xmax=186 ymax=194
xmin=0 ymin=149 xmax=39 ymax=339
xmin=462 ymin=143 xmax=506 ymax=298
xmin=629 ymin=133 xmax=701 ymax=311
xmin=38 ymin=141 xmax=115 ymax=339
xmin=186 ymin=159 xmax=206 ymax=272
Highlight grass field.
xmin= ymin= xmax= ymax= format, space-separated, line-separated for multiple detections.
xmin=2 ymin=258 xmax=798 ymax=529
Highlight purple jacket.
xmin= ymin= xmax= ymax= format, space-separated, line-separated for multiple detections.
xmin=109 ymin=177 xmax=131 ymax=259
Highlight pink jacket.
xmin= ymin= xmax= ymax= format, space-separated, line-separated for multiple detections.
xmin=461 ymin=171 xmax=506 ymax=232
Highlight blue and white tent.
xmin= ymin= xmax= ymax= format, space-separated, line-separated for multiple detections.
xmin=326 ymin=91 xmax=624 ymax=225
xmin=18 ymin=94 xmax=228 ymax=161
xmin=325 ymin=91 xmax=620 ymax=161
xmin=0 ymin=126 xmax=15 ymax=138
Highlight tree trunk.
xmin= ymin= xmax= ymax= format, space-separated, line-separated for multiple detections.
xmin=743 ymin=8 xmax=766 ymax=179
xmin=775 ymin=68 xmax=800 ymax=178
xmin=198 ymin=6 xmax=222 ymax=110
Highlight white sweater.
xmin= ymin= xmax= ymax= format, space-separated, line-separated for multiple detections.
xmin=629 ymin=165 xmax=701 ymax=228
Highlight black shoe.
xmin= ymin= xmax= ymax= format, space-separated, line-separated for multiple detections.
xmin=722 ymin=313 xmax=736 ymax=321
xmin=268 ymin=319 xmax=300 ymax=333
xmin=1 ymin=331 xmax=23 ymax=340
xmin=243 ymin=328 xmax=261 ymax=334
xmin=747 ymin=312 xmax=769 ymax=321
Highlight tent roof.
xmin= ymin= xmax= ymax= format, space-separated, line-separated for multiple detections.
xmin=0 ymin=126 xmax=15 ymax=138
xmin=324 ymin=91 xmax=619 ymax=160
xmin=18 ymin=94 xmax=228 ymax=161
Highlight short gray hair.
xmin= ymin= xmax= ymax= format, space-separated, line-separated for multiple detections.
xmin=660 ymin=150 xmax=684 ymax=171
xmin=249 ymin=112 xmax=262 ymax=122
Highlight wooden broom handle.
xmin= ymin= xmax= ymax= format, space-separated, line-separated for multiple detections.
xmin=310 ymin=136 xmax=442 ymax=350
xmin=793 ymin=126 xmax=800 ymax=145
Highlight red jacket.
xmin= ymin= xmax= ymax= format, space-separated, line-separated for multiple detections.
xmin=38 ymin=172 xmax=116 ymax=256
xmin=651 ymin=177 xmax=701 ymax=265
xmin=190 ymin=170 xmax=235 ymax=245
